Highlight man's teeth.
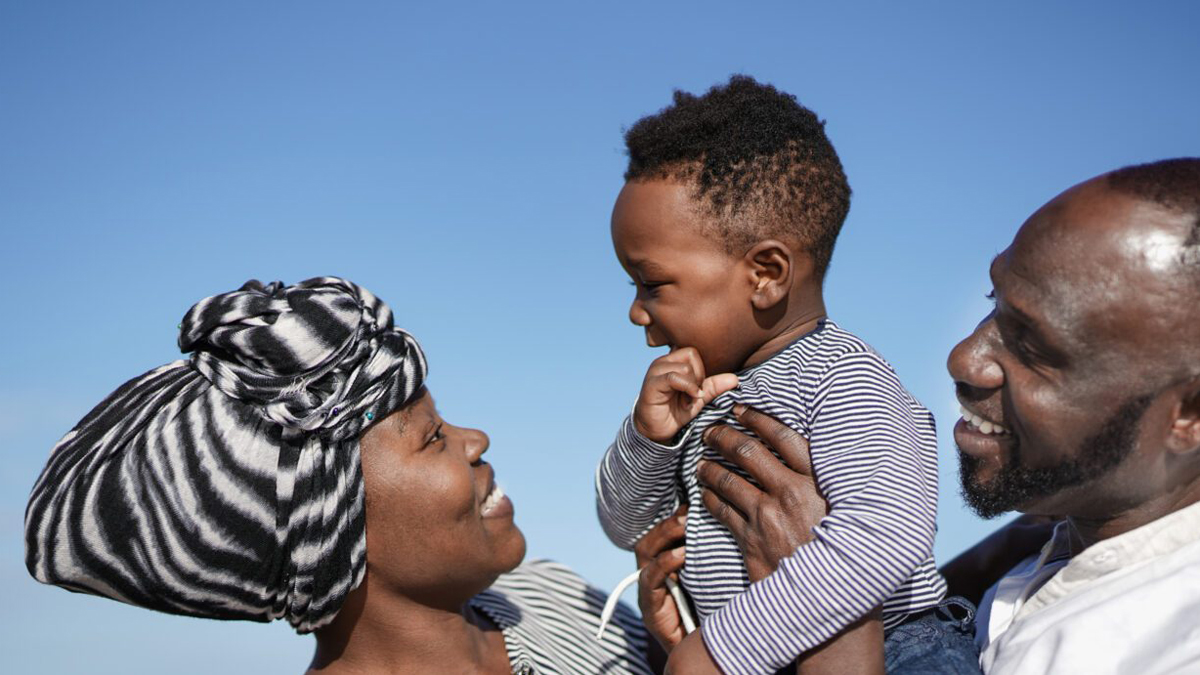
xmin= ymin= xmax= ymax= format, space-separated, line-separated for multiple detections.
xmin=482 ymin=484 xmax=505 ymax=513
xmin=960 ymin=405 xmax=1010 ymax=436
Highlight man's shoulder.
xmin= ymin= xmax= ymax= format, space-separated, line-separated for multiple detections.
xmin=984 ymin=509 xmax=1200 ymax=674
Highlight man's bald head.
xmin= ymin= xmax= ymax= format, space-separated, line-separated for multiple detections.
xmin=1106 ymin=158 xmax=1200 ymax=249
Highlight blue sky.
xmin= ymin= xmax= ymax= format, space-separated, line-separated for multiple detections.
xmin=3 ymin=1 xmax=1198 ymax=671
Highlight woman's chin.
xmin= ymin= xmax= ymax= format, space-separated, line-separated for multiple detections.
xmin=499 ymin=529 xmax=528 ymax=573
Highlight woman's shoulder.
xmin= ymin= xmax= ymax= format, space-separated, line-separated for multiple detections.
xmin=491 ymin=558 xmax=594 ymax=593
xmin=475 ymin=559 xmax=653 ymax=675
xmin=484 ymin=558 xmax=621 ymax=627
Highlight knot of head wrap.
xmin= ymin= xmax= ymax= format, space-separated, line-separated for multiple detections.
xmin=24 ymin=277 xmax=427 ymax=633
xmin=180 ymin=277 xmax=425 ymax=442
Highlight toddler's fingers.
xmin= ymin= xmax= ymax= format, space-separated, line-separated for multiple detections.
xmin=663 ymin=371 xmax=704 ymax=400
xmin=655 ymin=346 xmax=703 ymax=374
xmin=700 ymin=373 xmax=739 ymax=403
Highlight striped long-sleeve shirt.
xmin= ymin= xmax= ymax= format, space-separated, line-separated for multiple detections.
xmin=596 ymin=320 xmax=946 ymax=675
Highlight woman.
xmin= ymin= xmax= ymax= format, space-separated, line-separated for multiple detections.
xmin=24 ymin=277 xmax=651 ymax=674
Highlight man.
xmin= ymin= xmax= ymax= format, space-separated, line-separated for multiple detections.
xmin=649 ymin=158 xmax=1200 ymax=674
xmin=946 ymin=157 xmax=1200 ymax=673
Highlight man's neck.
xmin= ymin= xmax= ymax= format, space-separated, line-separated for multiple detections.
xmin=1067 ymin=479 xmax=1200 ymax=550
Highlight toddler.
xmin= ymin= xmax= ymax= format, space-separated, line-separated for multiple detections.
xmin=596 ymin=76 xmax=961 ymax=674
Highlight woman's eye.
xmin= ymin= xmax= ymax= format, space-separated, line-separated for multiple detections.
xmin=424 ymin=424 xmax=446 ymax=448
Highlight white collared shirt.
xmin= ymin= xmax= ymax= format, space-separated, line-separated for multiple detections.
xmin=976 ymin=500 xmax=1200 ymax=674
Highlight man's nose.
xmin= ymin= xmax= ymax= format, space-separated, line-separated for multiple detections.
xmin=947 ymin=314 xmax=1004 ymax=392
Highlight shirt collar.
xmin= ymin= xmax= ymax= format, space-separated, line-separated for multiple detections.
xmin=1019 ymin=499 xmax=1200 ymax=618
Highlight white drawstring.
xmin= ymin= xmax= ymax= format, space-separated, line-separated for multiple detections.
xmin=595 ymin=568 xmax=698 ymax=640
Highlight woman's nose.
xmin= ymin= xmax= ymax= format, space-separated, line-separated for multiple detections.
xmin=628 ymin=297 xmax=651 ymax=327
xmin=947 ymin=315 xmax=1004 ymax=392
xmin=462 ymin=427 xmax=490 ymax=463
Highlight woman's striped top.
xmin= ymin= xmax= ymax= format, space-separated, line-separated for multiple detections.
xmin=596 ymin=320 xmax=946 ymax=675
xmin=471 ymin=559 xmax=653 ymax=675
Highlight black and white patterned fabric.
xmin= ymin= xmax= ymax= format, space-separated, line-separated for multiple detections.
xmin=24 ymin=277 xmax=427 ymax=632
xmin=472 ymin=559 xmax=654 ymax=675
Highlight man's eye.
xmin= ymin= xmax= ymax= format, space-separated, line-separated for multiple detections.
xmin=985 ymin=290 xmax=996 ymax=301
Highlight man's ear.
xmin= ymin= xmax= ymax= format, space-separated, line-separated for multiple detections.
xmin=744 ymin=240 xmax=796 ymax=310
xmin=1167 ymin=377 xmax=1200 ymax=456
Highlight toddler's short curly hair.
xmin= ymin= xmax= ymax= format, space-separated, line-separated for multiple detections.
xmin=624 ymin=75 xmax=851 ymax=280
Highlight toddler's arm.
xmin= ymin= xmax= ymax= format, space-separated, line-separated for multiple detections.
xmin=702 ymin=350 xmax=940 ymax=675
xmin=596 ymin=414 xmax=687 ymax=550
xmin=596 ymin=348 xmax=737 ymax=549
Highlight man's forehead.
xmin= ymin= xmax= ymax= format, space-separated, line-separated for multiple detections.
xmin=1007 ymin=181 xmax=1191 ymax=286
xmin=996 ymin=178 xmax=1193 ymax=350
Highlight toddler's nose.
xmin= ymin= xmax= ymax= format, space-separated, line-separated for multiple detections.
xmin=628 ymin=299 xmax=651 ymax=327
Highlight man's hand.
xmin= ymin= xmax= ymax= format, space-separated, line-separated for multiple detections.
xmin=698 ymin=404 xmax=828 ymax=581
xmin=633 ymin=505 xmax=689 ymax=651
xmin=634 ymin=348 xmax=739 ymax=444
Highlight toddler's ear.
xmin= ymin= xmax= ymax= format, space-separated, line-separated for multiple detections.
xmin=745 ymin=239 xmax=796 ymax=310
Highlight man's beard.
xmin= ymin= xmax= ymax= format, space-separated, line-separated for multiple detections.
xmin=958 ymin=393 xmax=1154 ymax=519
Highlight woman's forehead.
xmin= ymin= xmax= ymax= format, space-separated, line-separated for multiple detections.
xmin=392 ymin=388 xmax=438 ymax=430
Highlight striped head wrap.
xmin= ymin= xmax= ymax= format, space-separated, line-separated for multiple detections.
xmin=24 ymin=277 xmax=427 ymax=632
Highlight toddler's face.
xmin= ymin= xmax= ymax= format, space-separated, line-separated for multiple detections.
xmin=611 ymin=179 xmax=760 ymax=375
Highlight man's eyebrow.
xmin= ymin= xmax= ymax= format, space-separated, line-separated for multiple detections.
xmin=987 ymin=253 xmax=1003 ymax=281
xmin=996 ymin=288 xmax=1066 ymax=355
xmin=989 ymin=255 xmax=1046 ymax=333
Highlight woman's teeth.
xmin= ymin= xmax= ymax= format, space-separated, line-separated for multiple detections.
xmin=482 ymin=484 xmax=505 ymax=514
xmin=960 ymin=405 xmax=1010 ymax=436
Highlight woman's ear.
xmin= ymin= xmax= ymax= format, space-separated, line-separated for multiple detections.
xmin=744 ymin=239 xmax=797 ymax=310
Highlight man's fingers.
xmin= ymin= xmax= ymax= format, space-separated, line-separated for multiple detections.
xmin=697 ymin=459 xmax=762 ymax=519
xmin=732 ymin=404 xmax=813 ymax=475
xmin=633 ymin=505 xmax=688 ymax=565
xmin=700 ymin=483 xmax=749 ymax=539
xmin=640 ymin=546 xmax=686 ymax=591
xmin=702 ymin=424 xmax=790 ymax=493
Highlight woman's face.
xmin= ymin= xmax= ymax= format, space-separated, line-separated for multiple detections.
xmin=359 ymin=388 xmax=526 ymax=605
